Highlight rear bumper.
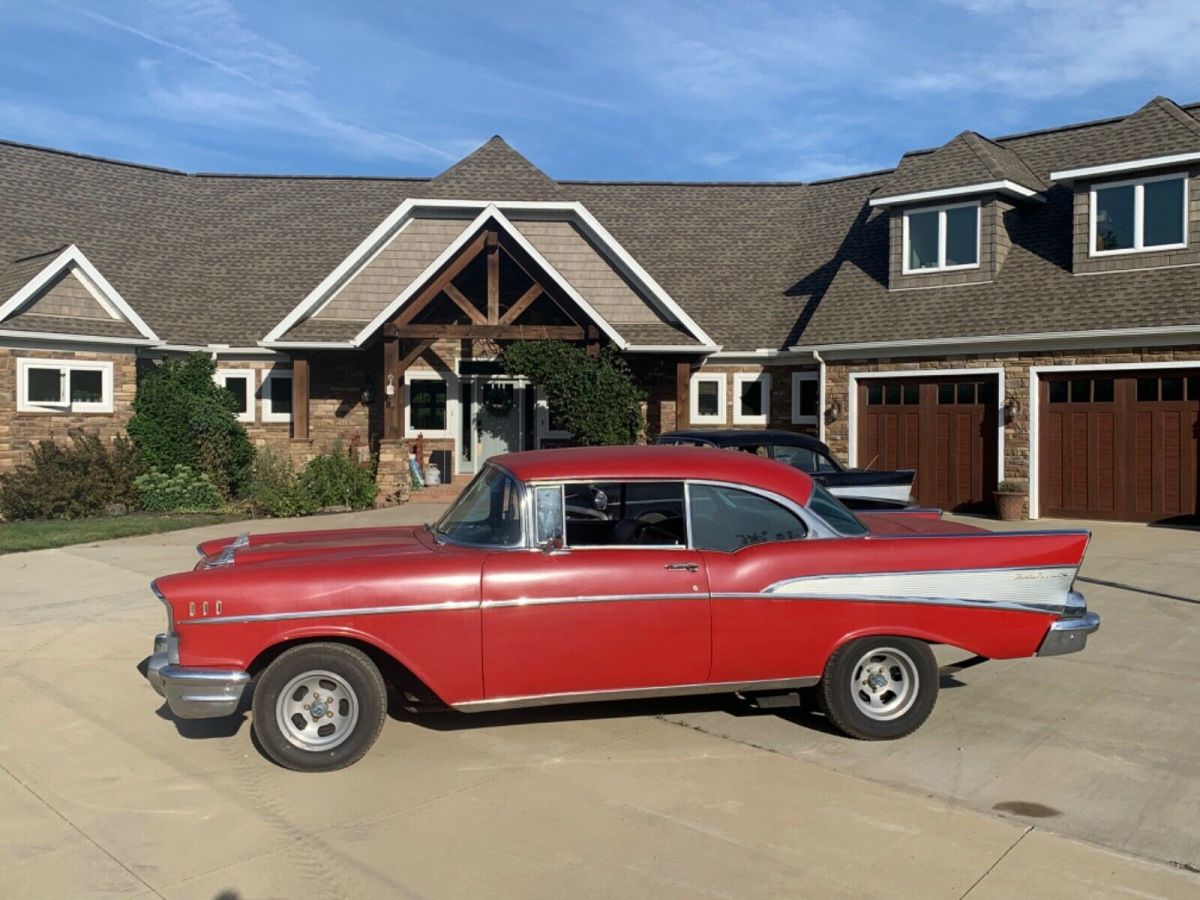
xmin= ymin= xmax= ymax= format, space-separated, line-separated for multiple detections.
xmin=1037 ymin=608 xmax=1100 ymax=657
xmin=146 ymin=633 xmax=250 ymax=719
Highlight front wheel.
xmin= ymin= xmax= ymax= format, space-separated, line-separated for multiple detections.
xmin=819 ymin=636 xmax=938 ymax=740
xmin=252 ymin=643 xmax=388 ymax=771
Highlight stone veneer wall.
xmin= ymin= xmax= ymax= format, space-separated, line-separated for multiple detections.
xmin=0 ymin=347 xmax=138 ymax=470
xmin=822 ymin=345 xmax=1200 ymax=516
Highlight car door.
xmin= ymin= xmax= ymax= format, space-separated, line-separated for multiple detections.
xmin=688 ymin=482 xmax=826 ymax=683
xmin=480 ymin=480 xmax=711 ymax=701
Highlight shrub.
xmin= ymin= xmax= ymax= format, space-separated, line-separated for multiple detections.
xmin=0 ymin=433 xmax=143 ymax=520
xmin=298 ymin=443 xmax=377 ymax=511
xmin=127 ymin=353 xmax=253 ymax=497
xmin=502 ymin=342 xmax=644 ymax=446
xmin=244 ymin=448 xmax=318 ymax=517
xmin=135 ymin=465 xmax=223 ymax=512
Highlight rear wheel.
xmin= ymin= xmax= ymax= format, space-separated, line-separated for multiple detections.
xmin=252 ymin=643 xmax=387 ymax=771
xmin=819 ymin=636 xmax=938 ymax=740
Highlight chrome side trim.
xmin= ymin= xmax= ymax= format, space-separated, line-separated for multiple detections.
xmin=187 ymin=599 xmax=479 ymax=625
xmin=482 ymin=592 xmax=701 ymax=610
xmin=762 ymin=565 xmax=1077 ymax=610
xmin=711 ymin=591 xmax=1065 ymax=615
xmin=452 ymin=676 xmax=820 ymax=712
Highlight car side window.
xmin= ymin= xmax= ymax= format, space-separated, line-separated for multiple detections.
xmin=561 ymin=481 xmax=686 ymax=547
xmin=770 ymin=445 xmax=817 ymax=472
xmin=688 ymin=484 xmax=808 ymax=552
xmin=533 ymin=484 xmax=564 ymax=545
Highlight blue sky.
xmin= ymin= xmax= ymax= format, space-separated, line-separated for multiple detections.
xmin=1 ymin=0 xmax=1197 ymax=182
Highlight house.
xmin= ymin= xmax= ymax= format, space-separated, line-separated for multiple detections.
xmin=1 ymin=96 xmax=1197 ymax=521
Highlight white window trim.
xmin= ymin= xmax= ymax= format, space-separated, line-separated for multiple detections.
xmin=16 ymin=358 xmax=114 ymax=414
xmin=733 ymin=372 xmax=771 ymax=425
xmin=689 ymin=372 xmax=727 ymax=425
xmin=215 ymin=368 xmax=255 ymax=423
xmin=261 ymin=367 xmax=293 ymax=423
xmin=1088 ymin=171 xmax=1189 ymax=257
xmin=901 ymin=200 xmax=981 ymax=274
xmin=791 ymin=371 xmax=819 ymax=424
xmin=404 ymin=370 xmax=456 ymax=439
xmin=535 ymin=386 xmax=571 ymax=443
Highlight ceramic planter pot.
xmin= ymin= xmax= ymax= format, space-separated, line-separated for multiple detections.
xmin=994 ymin=490 xmax=1026 ymax=521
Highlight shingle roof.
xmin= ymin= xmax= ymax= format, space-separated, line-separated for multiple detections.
xmin=876 ymin=131 xmax=1046 ymax=199
xmin=0 ymin=96 xmax=1198 ymax=354
xmin=0 ymin=249 xmax=64 ymax=302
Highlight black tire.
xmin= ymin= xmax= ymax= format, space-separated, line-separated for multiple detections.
xmin=252 ymin=643 xmax=387 ymax=772
xmin=818 ymin=636 xmax=938 ymax=740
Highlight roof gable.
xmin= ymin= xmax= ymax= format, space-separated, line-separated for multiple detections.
xmin=872 ymin=131 xmax=1045 ymax=205
xmin=0 ymin=245 xmax=159 ymax=343
xmin=423 ymin=136 xmax=563 ymax=201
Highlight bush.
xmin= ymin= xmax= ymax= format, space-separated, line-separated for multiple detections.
xmin=127 ymin=353 xmax=253 ymax=497
xmin=298 ymin=443 xmax=377 ymax=510
xmin=135 ymin=465 xmax=224 ymax=512
xmin=502 ymin=342 xmax=644 ymax=446
xmin=244 ymin=448 xmax=318 ymax=517
xmin=0 ymin=433 xmax=143 ymax=520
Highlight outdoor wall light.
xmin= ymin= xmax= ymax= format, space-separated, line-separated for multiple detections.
xmin=825 ymin=400 xmax=841 ymax=423
xmin=360 ymin=382 xmax=376 ymax=405
xmin=1003 ymin=396 xmax=1021 ymax=423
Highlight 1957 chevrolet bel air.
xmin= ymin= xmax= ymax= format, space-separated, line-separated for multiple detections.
xmin=144 ymin=446 xmax=1099 ymax=771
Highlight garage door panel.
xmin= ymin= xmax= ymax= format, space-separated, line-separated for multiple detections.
xmin=1040 ymin=370 xmax=1199 ymax=521
xmin=859 ymin=376 xmax=997 ymax=512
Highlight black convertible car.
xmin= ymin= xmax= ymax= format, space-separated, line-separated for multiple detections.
xmin=655 ymin=429 xmax=916 ymax=510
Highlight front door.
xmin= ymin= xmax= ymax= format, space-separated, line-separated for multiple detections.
xmin=477 ymin=379 xmax=524 ymax=462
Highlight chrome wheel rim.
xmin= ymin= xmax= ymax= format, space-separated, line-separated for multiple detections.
xmin=850 ymin=647 xmax=919 ymax=721
xmin=276 ymin=669 xmax=360 ymax=751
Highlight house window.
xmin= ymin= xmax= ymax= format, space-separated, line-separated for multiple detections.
xmin=689 ymin=372 xmax=726 ymax=425
xmin=215 ymin=369 xmax=255 ymax=423
xmin=791 ymin=372 xmax=819 ymax=424
xmin=261 ymin=368 xmax=293 ymax=423
xmin=733 ymin=372 xmax=770 ymax=425
xmin=405 ymin=372 xmax=453 ymax=438
xmin=17 ymin=358 xmax=113 ymax=413
xmin=902 ymin=201 xmax=980 ymax=273
xmin=1091 ymin=173 xmax=1187 ymax=255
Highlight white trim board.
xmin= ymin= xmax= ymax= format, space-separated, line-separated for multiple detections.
xmin=869 ymin=180 xmax=1042 ymax=207
xmin=1051 ymin=151 xmax=1200 ymax=183
xmin=846 ymin=368 xmax=1006 ymax=486
xmin=0 ymin=245 xmax=159 ymax=342
xmin=1026 ymin=360 xmax=1200 ymax=519
xmin=263 ymin=198 xmax=713 ymax=349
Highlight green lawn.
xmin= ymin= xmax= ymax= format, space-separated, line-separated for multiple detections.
xmin=0 ymin=513 xmax=247 ymax=554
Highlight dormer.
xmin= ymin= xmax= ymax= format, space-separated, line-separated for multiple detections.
xmin=870 ymin=131 xmax=1045 ymax=290
xmin=1051 ymin=97 xmax=1200 ymax=275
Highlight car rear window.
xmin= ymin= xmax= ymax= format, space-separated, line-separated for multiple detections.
xmin=807 ymin=482 xmax=868 ymax=536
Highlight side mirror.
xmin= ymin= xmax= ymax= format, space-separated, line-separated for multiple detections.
xmin=541 ymin=535 xmax=565 ymax=554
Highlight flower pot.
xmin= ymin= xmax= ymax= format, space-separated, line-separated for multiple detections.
xmin=994 ymin=490 xmax=1026 ymax=521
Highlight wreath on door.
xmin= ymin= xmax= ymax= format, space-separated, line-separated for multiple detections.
xmin=482 ymin=384 xmax=515 ymax=416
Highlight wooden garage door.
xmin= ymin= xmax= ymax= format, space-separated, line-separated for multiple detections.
xmin=857 ymin=376 xmax=998 ymax=512
xmin=1040 ymin=371 xmax=1199 ymax=521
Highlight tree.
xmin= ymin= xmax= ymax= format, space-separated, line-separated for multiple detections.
xmin=127 ymin=353 xmax=254 ymax=496
xmin=502 ymin=341 xmax=644 ymax=446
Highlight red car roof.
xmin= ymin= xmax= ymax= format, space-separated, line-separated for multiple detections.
xmin=491 ymin=445 xmax=815 ymax=505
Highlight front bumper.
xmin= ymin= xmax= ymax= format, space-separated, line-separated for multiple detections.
xmin=146 ymin=633 xmax=250 ymax=719
xmin=1036 ymin=608 xmax=1101 ymax=657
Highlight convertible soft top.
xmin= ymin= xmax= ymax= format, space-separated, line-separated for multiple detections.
xmin=491 ymin=445 xmax=815 ymax=505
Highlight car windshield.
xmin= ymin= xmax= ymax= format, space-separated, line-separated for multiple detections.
xmin=434 ymin=466 xmax=523 ymax=546
xmin=806 ymin=481 xmax=868 ymax=536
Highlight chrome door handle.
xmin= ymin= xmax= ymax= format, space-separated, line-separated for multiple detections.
xmin=665 ymin=562 xmax=699 ymax=572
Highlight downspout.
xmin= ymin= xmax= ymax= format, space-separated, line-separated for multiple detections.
xmin=812 ymin=350 xmax=827 ymax=444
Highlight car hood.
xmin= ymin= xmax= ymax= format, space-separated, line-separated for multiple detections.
xmin=196 ymin=525 xmax=435 ymax=570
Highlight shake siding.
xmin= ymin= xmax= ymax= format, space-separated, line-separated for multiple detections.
xmin=511 ymin=219 xmax=659 ymax=324
xmin=16 ymin=270 xmax=111 ymax=320
xmin=314 ymin=217 xmax=470 ymax=322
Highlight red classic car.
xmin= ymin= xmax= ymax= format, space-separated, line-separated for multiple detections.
xmin=144 ymin=446 xmax=1099 ymax=771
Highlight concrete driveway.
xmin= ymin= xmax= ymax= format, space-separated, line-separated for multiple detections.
xmin=0 ymin=505 xmax=1196 ymax=899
